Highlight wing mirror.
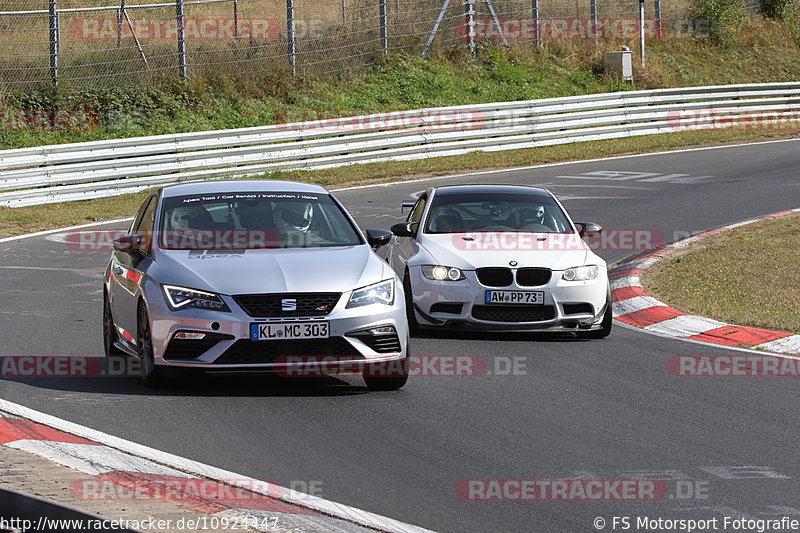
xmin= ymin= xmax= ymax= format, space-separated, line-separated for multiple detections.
xmin=365 ymin=229 xmax=393 ymax=249
xmin=113 ymin=234 xmax=143 ymax=252
xmin=575 ymin=222 xmax=603 ymax=238
xmin=390 ymin=222 xmax=417 ymax=238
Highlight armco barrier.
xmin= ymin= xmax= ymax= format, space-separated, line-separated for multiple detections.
xmin=1 ymin=82 xmax=799 ymax=207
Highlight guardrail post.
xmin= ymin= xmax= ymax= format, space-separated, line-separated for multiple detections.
xmin=49 ymin=0 xmax=58 ymax=86
xmin=287 ymin=0 xmax=296 ymax=75
xmin=176 ymin=0 xmax=186 ymax=79
xmin=465 ymin=0 xmax=475 ymax=55
xmin=531 ymin=0 xmax=539 ymax=48
xmin=379 ymin=0 xmax=388 ymax=54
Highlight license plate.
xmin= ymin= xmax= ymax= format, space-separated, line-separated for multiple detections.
xmin=485 ymin=290 xmax=544 ymax=305
xmin=250 ymin=322 xmax=329 ymax=341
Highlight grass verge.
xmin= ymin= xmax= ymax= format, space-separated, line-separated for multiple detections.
xmin=1 ymin=125 xmax=798 ymax=239
xmin=642 ymin=212 xmax=800 ymax=334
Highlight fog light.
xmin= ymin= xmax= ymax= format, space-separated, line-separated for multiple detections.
xmin=369 ymin=326 xmax=396 ymax=336
xmin=174 ymin=331 xmax=206 ymax=340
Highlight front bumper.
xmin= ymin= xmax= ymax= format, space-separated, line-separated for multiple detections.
xmin=144 ymin=279 xmax=408 ymax=370
xmin=409 ymin=266 xmax=609 ymax=332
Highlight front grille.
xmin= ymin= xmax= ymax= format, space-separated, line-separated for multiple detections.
xmin=472 ymin=305 xmax=556 ymax=323
xmin=214 ymin=337 xmax=361 ymax=365
xmin=348 ymin=331 xmax=402 ymax=354
xmin=164 ymin=332 xmax=234 ymax=360
xmin=430 ymin=303 xmax=463 ymax=314
xmin=516 ymin=267 xmax=552 ymax=287
xmin=563 ymin=303 xmax=594 ymax=315
xmin=233 ymin=293 xmax=341 ymax=318
xmin=476 ymin=268 xmax=513 ymax=287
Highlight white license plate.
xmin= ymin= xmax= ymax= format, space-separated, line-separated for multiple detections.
xmin=250 ymin=322 xmax=329 ymax=341
xmin=485 ymin=290 xmax=544 ymax=305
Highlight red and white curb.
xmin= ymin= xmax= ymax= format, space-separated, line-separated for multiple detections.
xmin=610 ymin=208 xmax=800 ymax=355
xmin=0 ymin=399 xmax=434 ymax=533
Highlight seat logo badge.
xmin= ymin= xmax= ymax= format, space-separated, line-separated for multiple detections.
xmin=509 ymin=260 xmax=518 ymax=267
xmin=281 ymin=298 xmax=297 ymax=311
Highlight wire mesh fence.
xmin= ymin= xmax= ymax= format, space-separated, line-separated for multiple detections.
xmin=0 ymin=0 xmax=767 ymax=90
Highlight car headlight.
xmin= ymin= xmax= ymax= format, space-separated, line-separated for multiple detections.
xmin=162 ymin=284 xmax=231 ymax=312
xmin=421 ymin=265 xmax=465 ymax=281
xmin=347 ymin=279 xmax=394 ymax=308
xmin=562 ymin=265 xmax=600 ymax=281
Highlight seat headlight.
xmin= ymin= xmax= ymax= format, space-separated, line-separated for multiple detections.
xmin=421 ymin=265 xmax=465 ymax=281
xmin=162 ymin=284 xmax=231 ymax=312
xmin=562 ymin=265 xmax=600 ymax=281
xmin=347 ymin=280 xmax=394 ymax=308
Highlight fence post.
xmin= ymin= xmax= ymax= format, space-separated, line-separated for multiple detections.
xmin=379 ymin=0 xmax=387 ymax=54
xmin=465 ymin=0 xmax=475 ymax=55
xmin=654 ymin=0 xmax=663 ymax=38
xmin=531 ymin=0 xmax=539 ymax=48
xmin=176 ymin=0 xmax=186 ymax=79
xmin=639 ymin=0 xmax=645 ymax=67
xmin=234 ymin=0 xmax=239 ymax=38
xmin=287 ymin=0 xmax=296 ymax=75
xmin=589 ymin=0 xmax=597 ymax=38
xmin=49 ymin=0 xmax=58 ymax=86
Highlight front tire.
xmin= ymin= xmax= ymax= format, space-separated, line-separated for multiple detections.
xmin=137 ymin=302 xmax=162 ymax=386
xmin=363 ymin=350 xmax=409 ymax=391
xmin=576 ymin=301 xmax=612 ymax=339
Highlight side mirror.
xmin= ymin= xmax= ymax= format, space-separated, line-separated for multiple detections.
xmin=575 ymin=222 xmax=603 ymax=238
xmin=401 ymin=200 xmax=415 ymax=214
xmin=391 ymin=222 xmax=417 ymax=238
xmin=113 ymin=234 xmax=143 ymax=252
xmin=365 ymin=229 xmax=393 ymax=249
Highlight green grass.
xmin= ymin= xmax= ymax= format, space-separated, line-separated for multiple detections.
xmin=642 ymin=213 xmax=800 ymax=334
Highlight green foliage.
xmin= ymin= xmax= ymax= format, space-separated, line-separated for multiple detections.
xmin=761 ymin=0 xmax=798 ymax=21
xmin=689 ymin=0 xmax=749 ymax=45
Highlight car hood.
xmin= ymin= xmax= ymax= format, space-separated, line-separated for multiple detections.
xmin=417 ymin=233 xmax=592 ymax=270
xmin=154 ymin=246 xmax=389 ymax=295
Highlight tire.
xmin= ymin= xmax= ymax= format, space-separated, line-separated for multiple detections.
xmin=103 ymin=292 xmax=125 ymax=358
xmin=403 ymin=272 xmax=420 ymax=333
xmin=137 ymin=302 xmax=162 ymax=386
xmin=576 ymin=301 xmax=612 ymax=339
xmin=363 ymin=345 xmax=409 ymax=391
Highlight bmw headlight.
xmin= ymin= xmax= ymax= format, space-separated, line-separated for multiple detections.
xmin=347 ymin=280 xmax=394 ymax=308
xmin=562 ymin=265 xmax=600 ymax=281
xmin=162 ymin=284 xmax=231 ymax=312
xmin=421 ymin=265 xmax=465 ymax=281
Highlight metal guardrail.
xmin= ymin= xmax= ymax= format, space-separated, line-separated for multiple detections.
xmin=1 ymin=82 xmax=799 ymax=207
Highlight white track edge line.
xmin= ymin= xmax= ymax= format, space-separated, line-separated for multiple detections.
xmin=0 ymin=399 xmax=435 ymax=533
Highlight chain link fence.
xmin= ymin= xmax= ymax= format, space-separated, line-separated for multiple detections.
xmin=0 ymin=0 xmax=764 ymax=90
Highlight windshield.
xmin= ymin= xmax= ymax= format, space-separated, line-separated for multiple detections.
xmin=423 ymin=192 xmax=573 ymax=234
xmin=158 ymin=191 xmax=364 ymax=249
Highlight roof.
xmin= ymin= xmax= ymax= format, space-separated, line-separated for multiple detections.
xmin=160 ymin=180 xmax=328 ymax=198
xmin=431 ymin=184 xmax=551 ymax=197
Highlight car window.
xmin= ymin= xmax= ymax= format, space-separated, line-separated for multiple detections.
xmin=158 ymin=191 xmax=364 ymax=249
xmin=130 ymin=196 xmax=154 ymax=234
xmin=133 ymin=195 xmax=156 ymax=252
xmin=407 ymin=196 xmax=427 ymax=225
xmin=423 ymin=192 xmax=572 ymax=234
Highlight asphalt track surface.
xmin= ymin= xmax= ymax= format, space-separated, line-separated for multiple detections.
xmin=2 ymin=140 xmax=800 ymax=532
